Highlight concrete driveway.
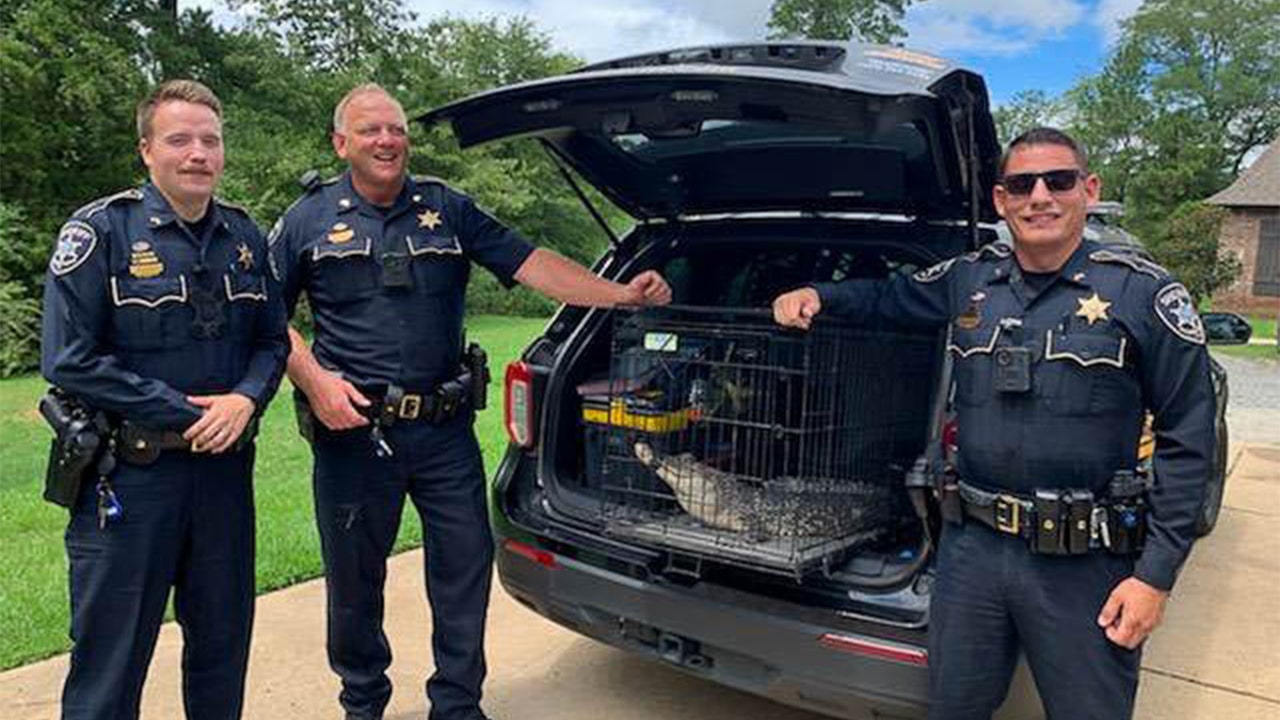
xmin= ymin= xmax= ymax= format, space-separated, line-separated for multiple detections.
xmin=4 ymin=443 xmax=1278 ymax=720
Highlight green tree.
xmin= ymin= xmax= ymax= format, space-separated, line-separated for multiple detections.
xmin=1062 ymin=0 xmax=1280 ymax=278
xmin=0 ymin=202 xmax=46 ymax=375
xmin=229 ymin=0 xmax=417 ymax=73
xmin=993 ymin=90 xmax=1065 ymax=146
xmin=767 ymin=0 xmax=917 ymax=43
xmin=0 ymin=0 xmax=151 ymax=234
xmin=1127 ymin=0 xmax=1280 ymax=176
xmin=1148 ymin=202 xmax=1240 ymax=303
xmin=1069 ymin=39 xmax=1152 ymax=204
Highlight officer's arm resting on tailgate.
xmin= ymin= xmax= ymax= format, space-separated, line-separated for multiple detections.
xmin=513 ymin=248 xmax=671 ymax=308
xmin=774 ymin=252 xmax=966 ymax=329
xmin=1097 ymin=277 xmax=1215 ymax=648
xmin=42 ymin=213 xmax=204 ymax=432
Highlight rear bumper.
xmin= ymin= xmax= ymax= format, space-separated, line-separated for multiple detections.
xmin=492 ymin=440 xmax=1041 ymax=719
xmin=497 ymin=531 xmax=1048 ymax=720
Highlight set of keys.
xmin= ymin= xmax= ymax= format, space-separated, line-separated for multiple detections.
xmin=369 ymin=424 xmax=394 ymax=459
xmin=95 ymin=451 xmax=123 ymax=529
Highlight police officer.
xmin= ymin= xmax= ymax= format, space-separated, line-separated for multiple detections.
xmin=41 ymin=80 xmax=289 ymax=719
xmin=269 ymin=83 xmax=670 ymax=720
xmin=773 ymin=127 xmax=1214 ymax=719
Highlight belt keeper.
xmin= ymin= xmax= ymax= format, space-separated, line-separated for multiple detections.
xmin=381 ymin=385 xmax=404 ymax=427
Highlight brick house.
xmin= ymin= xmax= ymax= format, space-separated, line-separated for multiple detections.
xmin=1207 ymin=140 xmax=1280 ymax=314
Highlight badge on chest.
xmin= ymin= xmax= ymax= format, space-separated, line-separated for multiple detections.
xmin=129 ymin=241 xmax=165 ymax=278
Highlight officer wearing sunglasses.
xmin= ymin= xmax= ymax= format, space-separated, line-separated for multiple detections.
xmin=774 ymin=127 xmax=1214 ymax=719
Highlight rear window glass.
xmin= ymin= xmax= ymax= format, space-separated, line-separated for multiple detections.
xmin=610 ymin=119 xmax=928 ymax=164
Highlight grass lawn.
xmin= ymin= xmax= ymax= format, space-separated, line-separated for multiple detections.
xmin=0 ymin=314 xmax=547 ymax=670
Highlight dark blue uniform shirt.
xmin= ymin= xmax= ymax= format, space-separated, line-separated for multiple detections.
xmin=41 ymin=184 xmax=290 ymax=431
xmin=269 ymin=172 xmax=535 ymax=389
xmin=814 ymin=239 xmax=1215 ymax=590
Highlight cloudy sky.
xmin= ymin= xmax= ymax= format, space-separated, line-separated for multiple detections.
xmin=195 ymin=0 xmax=1145 ymax=104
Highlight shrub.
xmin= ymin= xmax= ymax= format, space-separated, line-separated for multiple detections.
xmin=0 ymin=281 xmax=41 ymax=377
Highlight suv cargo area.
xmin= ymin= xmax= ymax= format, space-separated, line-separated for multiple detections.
xmin=529 ymin=224 xmax=966 ymax=594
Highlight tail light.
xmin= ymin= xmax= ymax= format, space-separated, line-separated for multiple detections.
xmin=818 ymin=633 xmax=928 ymax=666
xmin=503 ymin=539 xmax=556 ymax=568
xmin=942 ymin=418 xmax=959 ymax=456
xmin=505 ymin=361 xmax=536 ymax=448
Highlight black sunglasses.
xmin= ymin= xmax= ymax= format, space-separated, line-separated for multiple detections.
xmin=998 ymin=169 xmax=1085 ymax=196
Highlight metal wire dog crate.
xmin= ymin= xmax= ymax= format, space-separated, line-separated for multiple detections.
xmin=583 ymin=305 xmax=939 ymax=577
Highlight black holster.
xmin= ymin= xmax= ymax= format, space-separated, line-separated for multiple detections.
xmin=464 ymin=342 xmax=490 ymax=411
xmin=39 ymin=389 xmax=110 ymax=508
xmin=937 ymin=465 xmax=963 ymax=525
xmin=293 ymin=391 xmax=316 ymax=443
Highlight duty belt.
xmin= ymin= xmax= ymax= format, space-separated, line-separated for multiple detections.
xmin=371 ymin=380 xmax=471 ymax=425
xmin=117 ymin=419 xmax=259 ymax=465
xmin=955 ymin=480 xmax=1147 ymax=555
xmin=118 ymin=422 xmax=191 ymax=463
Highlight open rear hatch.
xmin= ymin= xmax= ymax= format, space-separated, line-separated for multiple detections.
xmin=417 ymin=42 xmax=999 ymax=222
xmin=419 ymin=43 xmax=999 ymax=582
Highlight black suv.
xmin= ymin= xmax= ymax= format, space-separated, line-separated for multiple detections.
xmin=419 ymin=42 xmax=1241 ymax=720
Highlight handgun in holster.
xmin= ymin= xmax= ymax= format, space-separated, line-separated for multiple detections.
xmin=39 ymin=388 xmax=111 ymax=508
xmin=905 ymin=456 xmax=944 ymax=543
xmin=1105 ymin=469 xmax=1148 ymax=555
xmin=293 ymin=391 xmax=316 ymax=443
xmin=463 ymin=342 xmax=490 ymax=412
xmin=936 ymin=463 xmax=963 ymax=525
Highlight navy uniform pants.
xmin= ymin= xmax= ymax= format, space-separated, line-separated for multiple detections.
xmin=311 ymin=413 xmax=492 ymax=720
xmin=928 ymin=521 xmax=1142 ymax=720
xmin=62 ymin=449 xmax=256 ymax=720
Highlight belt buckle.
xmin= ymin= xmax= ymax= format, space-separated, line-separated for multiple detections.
xmin=994 ymin=494 xmax=1022 ymax=535
xmin=398 ymin=394 xmax=422 ymax=420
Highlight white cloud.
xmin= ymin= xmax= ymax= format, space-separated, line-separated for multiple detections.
xmin=1093 ymin=0 xmax=1143 ymax=46
xmin=193 ymin=1 xmax=1129 ymax=64
xmin=904 ymin=0 xmax=1087 ymax=57
xmin=404 ymin=0 xmax=772 ymax=62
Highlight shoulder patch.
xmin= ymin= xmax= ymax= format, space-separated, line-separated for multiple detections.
xmin=912 ymin=257 xmax=957 ymax=283
xmin=50 ymin=220 xmax=98 ymax=276
xmin=1154 ymin=283 xmax=1205 ymax=345
xmin=1090 ymin=249 xmax=1166 ymax=279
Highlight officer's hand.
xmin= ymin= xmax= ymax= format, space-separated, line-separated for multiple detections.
xmin=306 ymin=370 xmax=371 ymax=431
xmin=1097 ymin=576 xmax=1170 ymax=649
xmin=773 ymin=288 xmax=822 ymax=330
xmin=624 ymin=270 xmax=673 ymax=306
xmin=184 ymin=393 xmax=256 ymax=454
